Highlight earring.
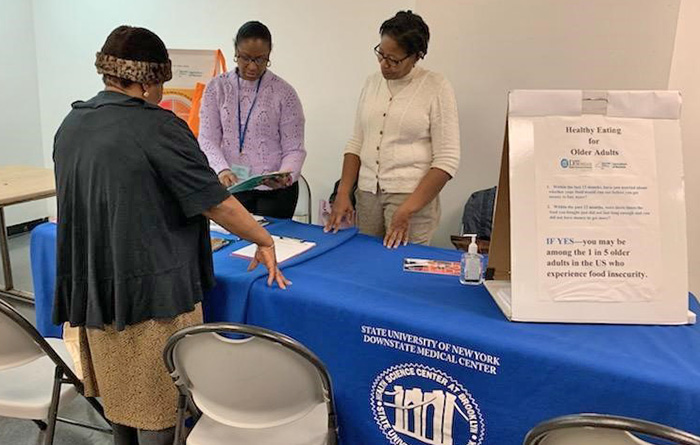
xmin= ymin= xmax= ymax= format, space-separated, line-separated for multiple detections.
xmin=143 ymin=90 xmax=150 ymax=98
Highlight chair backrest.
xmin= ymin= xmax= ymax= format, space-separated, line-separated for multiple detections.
xmin=294 ymin=174 xmax=312 ymax=224
xmin=461 ymin=186 xmax=497 ymax=239
xmin=0 ymin=299 xmax=45 ymax=370
xmin=524 ymin=414 xmax=700 ymax=445
xmin=165 ymin=323 xmax=334 ymax=430
xmin=328 ymin=179 xmax=357 ymax=207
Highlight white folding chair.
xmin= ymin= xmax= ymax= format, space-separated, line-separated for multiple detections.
xmin=0 ymin=298 xmax=111 ymax=444
xmin=293 ymin=174 xmax=312 ymax=224
xmin=163 ymin=323 xmax=339 ymax=445
xmin=524 ymin=413 xmax=700 ymax=445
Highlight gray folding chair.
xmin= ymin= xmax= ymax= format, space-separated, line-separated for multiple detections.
xmin=294 ymin=174 xmax=312 ymax=224
xmin=163 ymin=323 xmax=339 ymax=445
xmin=524 ymin=413 xmax=700 ymax=445
xmin=0 ymin=298 xmax=111 ymax=444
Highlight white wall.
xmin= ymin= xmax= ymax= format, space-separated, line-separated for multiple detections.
xmin=29 ymin=0 xmax=691 ymax=285
xmin=0 ymin=0 xmax=47 ymax=225
xmin=31 ymin=0 xmax=413 ymax=221
xmin=415 ymin=0 xmax=680 ymax=246
xmin=669 ymin=0 xmax=700 ymax=296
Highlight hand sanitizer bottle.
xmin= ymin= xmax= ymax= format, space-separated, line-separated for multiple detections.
xmin=460 ymin=235 xmax=484 ymax=285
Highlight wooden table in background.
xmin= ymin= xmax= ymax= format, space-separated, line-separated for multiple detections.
xmin=0 ymin=165 xmax=55 ymax=303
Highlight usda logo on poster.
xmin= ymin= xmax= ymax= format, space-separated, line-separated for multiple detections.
xmin=371 ymin=363 xmax=485 ymax=445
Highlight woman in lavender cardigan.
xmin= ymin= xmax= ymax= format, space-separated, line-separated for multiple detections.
xmin=198 ymin=21 xmax=306 ymax=218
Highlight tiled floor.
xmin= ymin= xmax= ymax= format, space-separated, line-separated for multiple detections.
xmin=0 ymin=398 xmax=112 ymax=445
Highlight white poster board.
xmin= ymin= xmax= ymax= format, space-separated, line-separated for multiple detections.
xmin=160 ymin=49 xmax=226 ymax=135
xmin=485 ymin=90 xmax=694 ymax=324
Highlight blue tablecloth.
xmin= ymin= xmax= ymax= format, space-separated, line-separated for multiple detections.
xmin=30 ymin=221 xmax=700 ymax=444
xmin=30 ymin=220 xmax=357 ymax=338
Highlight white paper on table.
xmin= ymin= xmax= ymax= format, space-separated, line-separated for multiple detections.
xmin=231 ymin=235 xmax=315 ymax=263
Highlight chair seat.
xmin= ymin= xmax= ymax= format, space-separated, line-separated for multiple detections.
xmin=187 ymin=402 xmax=329 ymax=445
xmin=0 ymin=338 xmax=79 ymax=420
xmin=542 ymin=427 xmax=653 ymax=444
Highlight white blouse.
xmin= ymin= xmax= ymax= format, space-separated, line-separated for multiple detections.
xmin=344 ymin=66 xmax=460 ymax=194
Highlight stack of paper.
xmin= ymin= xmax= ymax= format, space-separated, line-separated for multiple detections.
xmin=231 ymin=235 xmax=315 ymax=263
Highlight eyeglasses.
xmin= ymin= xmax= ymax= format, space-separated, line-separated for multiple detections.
xmin=234 ymin=54 xmax=271 ymax=68
xmin=373 ymin=44 xmax=411 ymax=67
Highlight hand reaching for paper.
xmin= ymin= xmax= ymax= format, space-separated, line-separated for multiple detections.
xmin=247 ymin=243 xmax=292 ymax=289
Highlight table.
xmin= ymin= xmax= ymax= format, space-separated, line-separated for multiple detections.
xmin=31 ymin=220 xmax=700 ymax=444
xmin=0 ymin=165 xmax=55 ymax=303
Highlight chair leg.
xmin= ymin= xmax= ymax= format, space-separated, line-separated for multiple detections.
xmin=44 ymin=367 xmax=63 ymax=445
xmin=326 ymin=409 xmax=339 ymax=445
xmin=174 ymin=393 xmax=187 ymax=445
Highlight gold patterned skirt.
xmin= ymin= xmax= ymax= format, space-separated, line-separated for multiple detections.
xmin=73 ymin=304 xmax=202 ymax=430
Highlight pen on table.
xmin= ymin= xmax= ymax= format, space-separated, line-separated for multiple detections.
xmin=277 ymin=235 xmax=308 ymax=243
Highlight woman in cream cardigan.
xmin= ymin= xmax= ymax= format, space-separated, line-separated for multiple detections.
xmin=325 ymin=10 xmax=460 ymax=247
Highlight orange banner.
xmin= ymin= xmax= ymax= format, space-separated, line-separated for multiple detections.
xmin=160 ymin=49 xmax=227 ymax=136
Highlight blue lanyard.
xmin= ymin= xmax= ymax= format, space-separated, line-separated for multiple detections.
xmin=236 ymin=70 xmax=264 ymax=153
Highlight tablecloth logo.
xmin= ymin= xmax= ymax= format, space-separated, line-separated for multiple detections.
xmin=371 ymin=363 xmax=485 ymax=445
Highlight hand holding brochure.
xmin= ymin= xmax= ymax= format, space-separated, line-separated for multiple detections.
xmin=227 ymin=171 xmax=292 ymax=194
xmin=231 ymin=235 xmax=315 ymax=263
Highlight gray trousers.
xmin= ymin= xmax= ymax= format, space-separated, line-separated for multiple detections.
xmin=112 ymin=423 xmax=175 ymax=445
xmin=355 ymin=188 xmax=441 ymax=245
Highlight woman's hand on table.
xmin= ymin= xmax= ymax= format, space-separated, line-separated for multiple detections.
xmin=218 ymin=169 xmax=238 ymax=187
xmin=247 ymin=242 xmax=292 ymax=289
xmin=204 ymin=197 xmax=289 ymax=289
xmin=325 ymin=194 xmax=354 ymax=233
xmin=384 ymin=205 xmax=412 ymax=248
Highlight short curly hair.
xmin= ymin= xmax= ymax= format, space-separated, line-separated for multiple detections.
xmin=380 ymin=10 xmax=430 ymax=58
